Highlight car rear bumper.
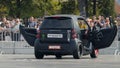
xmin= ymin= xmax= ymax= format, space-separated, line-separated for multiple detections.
xmin=35 ymin=39 xmax=79 ymax=55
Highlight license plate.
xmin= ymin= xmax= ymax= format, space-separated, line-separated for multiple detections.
xmin=47 ymin=34 xmax=63 ymax=38
xmin=49 ymin=46 xmax=61 ymax=49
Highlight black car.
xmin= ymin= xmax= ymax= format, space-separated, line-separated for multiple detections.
xmin=20 ymin=15 xmax=117 ymax=59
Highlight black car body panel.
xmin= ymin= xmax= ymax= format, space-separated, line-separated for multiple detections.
xmin=92 ymin=25 xmax=117 ymax=49
xmin=20 ymin=25 xmax=37 ymax=46
xmin=34 ymin=39 xmax=79 ymax=55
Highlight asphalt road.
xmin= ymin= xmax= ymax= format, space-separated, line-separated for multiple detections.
xmin=0 ymin=54 xmax=120 ymax=68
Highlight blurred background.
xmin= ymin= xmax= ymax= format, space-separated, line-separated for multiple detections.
xmin=0 ymin=0 xmax=119 ymax=18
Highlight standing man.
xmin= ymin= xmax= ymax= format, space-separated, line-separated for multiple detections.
xmin=28 ymin=16 xmax=37 ymax=28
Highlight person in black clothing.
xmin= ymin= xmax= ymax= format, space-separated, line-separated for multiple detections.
xmin=85 ymin=20 xmax=96 ymax=48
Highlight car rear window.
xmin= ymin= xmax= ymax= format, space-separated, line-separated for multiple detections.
xmin=41 ymin=17 xmax=72 ymax=29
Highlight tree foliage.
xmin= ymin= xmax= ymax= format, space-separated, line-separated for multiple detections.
xmin=0 ymin=0 xmax=34 ymax=18
xmin=0 ymin=0 xmax=115 ymax=18
xmin=98 ymin=0 xmax=115 ymax=17
xmin=85 ymin=0 xmax=115 ymax=17
xmin=61 ymin=0 xmax=80 ymax=15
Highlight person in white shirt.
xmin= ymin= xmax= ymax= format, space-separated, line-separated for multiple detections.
xmin=11 ymin=18 xmax=21 ymax=41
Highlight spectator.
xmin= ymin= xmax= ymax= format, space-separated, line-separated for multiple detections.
xmin=89 ymin=20 xmax=96 ymax=31
xmin=86 ymin=18 xmax=91 ymax=25
xmin=11 ymin=18 xmax=21 ymax=41
xmin=78 ymin=21 xmax=87 ymax=29
xmin=104 ymin=17 xmax=111 ymax=28
xmin=23 ymin=18 xmax=29 ymax=27
xmin=37 ymin=20 xmax=42 ymax=30
xmin=28 ymin=16 xmax=37 ymax=28
xmin=4 ymin=21 xmax=11 ymax=36
xmin=92 ymin=15 xmax=97 ymax=23
xmin=0 ymin=18 xmax=2 ymax=24
xmin=0 ymin=17 xmax=9 ymax=41
xmin=96 ymin=15 xmax=105 ymax=28
xmin=101 ymin=15 xmax=106 ymax=25
xmin=10 ymin=18 xmax=16 ymax=27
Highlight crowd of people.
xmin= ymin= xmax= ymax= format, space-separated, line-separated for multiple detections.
xmin=78 ymin=15 xmax=113 ymax=37
xmin=86 ymin=15 xmax=112 ymax=30
xmin=116 ymin=16 xmax=120 ymax=26
xmin=0 ymin=15 xmax=116 ymax=41
xmin=0 ymin=16 xmax=43 ymax=41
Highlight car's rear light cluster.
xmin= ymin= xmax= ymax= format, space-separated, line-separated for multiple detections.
xmin=71 ymin=29 xmax=77 ymax=39
xmin=36 ymin=30 xmax=40 ymax=38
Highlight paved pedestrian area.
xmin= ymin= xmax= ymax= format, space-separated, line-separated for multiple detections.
xmin=0 ymin=54 xmax=120 ymax=68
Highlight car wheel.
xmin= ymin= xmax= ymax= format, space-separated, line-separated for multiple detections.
xmin=73 ymin=45 xmax=82 ymax=59
xmin=34 ymin=39 xmax=44 ymax=59
xmin=35 ymin=50 xmax=44 ymax=59
xmin=55 ymin=55 xmax=62 ymax=59
xmin=90 ymin=46 xmax=99 ymax=58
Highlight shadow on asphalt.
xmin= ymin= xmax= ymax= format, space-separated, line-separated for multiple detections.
xmin=12 ymin=56 xmax=92 ymax=60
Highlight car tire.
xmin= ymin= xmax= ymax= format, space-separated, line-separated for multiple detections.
xmin=73 ymin=44 xmax=82 ymax=59
xmin=35 ymin=50 xmax=44 ymax=59
xmin=34 ymin=39 xmax=44 ymax=59
xmin=90 ymin=46 xmax=98 ymax=58
xmin=55 ymin=55 xmax=62 ymax=59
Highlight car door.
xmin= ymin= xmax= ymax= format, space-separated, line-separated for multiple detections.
xmin=92 ymin=22 xmax=117 ymax=49
xmin=19 ymin=25 xmax=37 ymax=46
xmin=77 ymin=17 xmax=90 ymax=46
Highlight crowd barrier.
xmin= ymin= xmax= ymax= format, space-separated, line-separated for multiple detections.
xmin=114 ymin=26 xmax=120 ymax=55
xmin=0 ymin=31 xmax=34 ymax=54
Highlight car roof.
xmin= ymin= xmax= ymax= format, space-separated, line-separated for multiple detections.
xmin=44 ymin=14 xmax=85 ymax=19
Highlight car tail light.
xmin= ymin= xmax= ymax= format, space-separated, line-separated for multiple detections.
xmin=71 ymin=29 xmax=77 ymax=39
xmin=36 ymin=30 xmax=40 ymax=38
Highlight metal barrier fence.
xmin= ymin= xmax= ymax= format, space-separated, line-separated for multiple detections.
xmin=0 ymin=31 xmax=34 ymax=54
xmin=114 ymin=26 xmax=120 ymax=55
xmin=0 ymin=31 xmax=21 ymax=41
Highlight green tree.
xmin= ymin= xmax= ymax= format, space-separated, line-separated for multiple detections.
xmin=0 ymin=0 xmax=34 ymax=18
xmin=92 ymin=0 xmax=115 ymax=17
xmin=61 ymin=0 xmax=80 ymax=15
xmin=33 ymin=0 xmax=61 ymax=16
xmin=0 ymin=0 xmax=62 ymax=18
xmin=0 ymin=0 xmax=115 ymax=18
xmin=98 ymin=0 xmax=115 ymax=17
xmin=77 ymin=0 xmax=115 ymax=17
xmin=0 ymin=3 xmax=8 ymax=16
